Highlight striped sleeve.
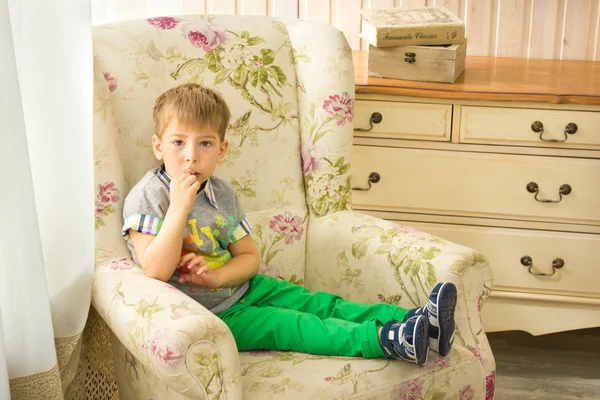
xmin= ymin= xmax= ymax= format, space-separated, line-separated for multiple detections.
xmin=122 ymin=174 xmax=169 ymax=241
xmin=122 ymin=214 xmax=164 ymax=239
xmin=229 ymin=215 xmax=253 ymax=242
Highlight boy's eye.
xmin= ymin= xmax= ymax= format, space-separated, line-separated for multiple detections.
xmin=199 ymin=141 xmax=212 ymax=147
xmin=173 ymin=140 xmax=184 ymax=146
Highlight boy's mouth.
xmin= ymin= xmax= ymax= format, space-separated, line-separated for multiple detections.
xmin=186 ymin=169 xmax=200 ymax=178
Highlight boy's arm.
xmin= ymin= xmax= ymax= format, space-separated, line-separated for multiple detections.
xmin=128 ymin=205 xmax=189 ymax=281
xmin=211 ymin=235 xmax=260 ymax=287
xmin=129 ymin=172 xmax=200 ymax=282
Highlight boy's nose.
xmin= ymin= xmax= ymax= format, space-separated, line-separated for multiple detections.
xmin=185 ymin=149 xmax=199 ymax=162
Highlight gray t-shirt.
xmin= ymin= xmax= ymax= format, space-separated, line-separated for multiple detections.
xmin=122 ymin=166 xmax=252 ymax=314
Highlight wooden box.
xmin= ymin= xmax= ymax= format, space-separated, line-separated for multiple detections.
xmin=367 ymin=40 xmax=467 ymax=84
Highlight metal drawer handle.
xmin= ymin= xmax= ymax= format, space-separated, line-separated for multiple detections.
xmin=352 ymin=172 xmax=380 ymax=191
xmin=520 ymin=256 xmax=565 ymax=277
xmin=526 ymin=182 xmax=571 ymax=203
xmin=531 ymin=121 xmax=578 ymax=142
xmin=354 ymin=112 xmax=383 ymax=132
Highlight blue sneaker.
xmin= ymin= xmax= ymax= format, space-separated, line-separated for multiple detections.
xmin=404 ymin=282 xmax=457 ymax=356
xmin=379 ymin=315 xmax=429 ymax=366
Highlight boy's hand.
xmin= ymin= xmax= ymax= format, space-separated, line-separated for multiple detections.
xmin=178 ymin=253 xmax=221 ymax=288
xmin=170 ymin=172 xmax=200 ymax=214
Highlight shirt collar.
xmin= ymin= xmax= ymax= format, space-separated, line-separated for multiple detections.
xmin=157 ymin=165 xmax=218 ymax=209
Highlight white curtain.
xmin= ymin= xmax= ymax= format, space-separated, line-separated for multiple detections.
xmin=0 ymin=311 xmax=10 ymax=399
xmin=0 ymin=0 xmax=93 ymax=398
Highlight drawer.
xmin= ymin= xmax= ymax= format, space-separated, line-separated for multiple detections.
xmin=460 ymin=106 xmax=600 ymax=150
xmin=354 ymin=100 xmax=451 ymax=141
xmin=405 ymin=221 xmax=600 ymax=299
xmin=351 ymin=146 xmax=600 ymax=225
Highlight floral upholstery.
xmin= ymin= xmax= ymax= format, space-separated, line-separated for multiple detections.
xmin=92 ymin=15 xmax=495 ymax=399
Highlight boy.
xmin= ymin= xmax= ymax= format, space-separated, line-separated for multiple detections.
xmin=122 ymin=83 xmax=457 ymax=365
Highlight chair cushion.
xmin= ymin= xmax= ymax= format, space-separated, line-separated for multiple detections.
xmin=239 ymin=345 xmax=484 ymax=399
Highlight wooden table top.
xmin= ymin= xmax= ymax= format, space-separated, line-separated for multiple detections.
xmin=353 ymin=51 xmax=600 ymax=105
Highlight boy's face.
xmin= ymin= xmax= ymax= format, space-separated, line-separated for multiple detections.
xmin=152 ymin=118 xmax=228 ymax=184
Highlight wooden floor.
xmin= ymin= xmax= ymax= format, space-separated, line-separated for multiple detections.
xmin=488 ymin=328 xmax=600 ymax=400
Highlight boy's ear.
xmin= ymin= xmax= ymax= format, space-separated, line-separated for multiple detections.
xmin=217 ymin=139 xmax=229 ymax=163
xmin=152 ymin=135 xmax=163 ymax=160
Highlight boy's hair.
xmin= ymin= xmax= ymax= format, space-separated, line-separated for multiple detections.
xmin=153 ymin=83 xmax=231 ymax=141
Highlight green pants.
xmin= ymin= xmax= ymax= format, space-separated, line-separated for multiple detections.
xmin=216 ymin=274 xmax=408 ymax=359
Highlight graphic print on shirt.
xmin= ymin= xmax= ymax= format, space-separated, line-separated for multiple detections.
xmin=182 ymin=214 xmax=233 ymax=270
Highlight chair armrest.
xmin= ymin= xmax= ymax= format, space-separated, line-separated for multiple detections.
xmin=92 ymin=258 xmax=242 ymax=399
xmin=306 ymin=211 xmax=495 ymax=372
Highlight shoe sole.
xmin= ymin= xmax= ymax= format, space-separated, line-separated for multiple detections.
xmin=413 ymin=315 xmax=429 ymax=366
xmin=434 ymin=282 xmax=457 ymax=357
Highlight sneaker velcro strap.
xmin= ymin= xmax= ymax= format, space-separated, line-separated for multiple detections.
xmin=379 ymin=320 xmax=397 ymax=359
xmin=391 ymin=322 xmax=415 ymax=361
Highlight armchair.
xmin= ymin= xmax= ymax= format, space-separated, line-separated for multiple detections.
xmin=92 ymin=15 xmax=495 ymax=399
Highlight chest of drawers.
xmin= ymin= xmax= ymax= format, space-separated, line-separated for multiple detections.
xmin=352 ymin=53 xmax=600 ymax=335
